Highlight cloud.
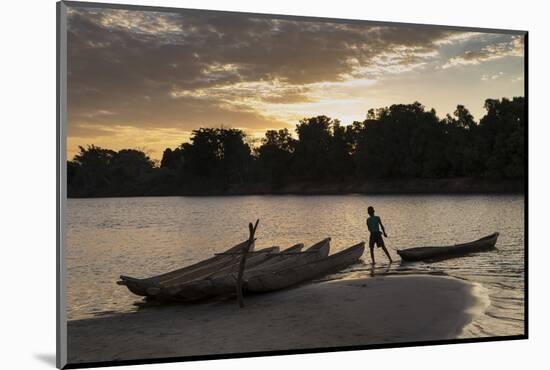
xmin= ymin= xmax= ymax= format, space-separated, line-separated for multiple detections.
xmin=443 ymin=35 xmax=524 ymax=69
xmin=67 ymin=125 xmax=192 ymax=161
xmin=512 ymin=75 xmax=524 ymax=83
xmin=481 ymin=72 xmax=505 ymax=81
xmin=65 ymin=5 xmax=523 ymax=159
xmin=67 ymin=7 xmax=470 ymax=126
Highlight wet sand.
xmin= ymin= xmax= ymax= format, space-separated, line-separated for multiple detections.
xmin=67 ymin=275 xmax=486 ymax=365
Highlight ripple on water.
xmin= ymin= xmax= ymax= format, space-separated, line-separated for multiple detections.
xmin=67 ymin=195 xmax=525 ymax=339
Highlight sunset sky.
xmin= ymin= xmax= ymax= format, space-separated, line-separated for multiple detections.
xmin=66 ymin=5 xmax=525 ymax=161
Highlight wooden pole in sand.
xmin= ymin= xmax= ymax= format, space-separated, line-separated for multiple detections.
xmin=236 ymin=219 xmax=259 ymax=308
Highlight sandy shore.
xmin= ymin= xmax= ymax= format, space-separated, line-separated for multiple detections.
xmin=67 ymin=275 xmax=486 ymax=364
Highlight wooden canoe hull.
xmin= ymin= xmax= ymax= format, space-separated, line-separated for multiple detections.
xmin=116 ymin=240 xmax=251 ymax=296
xmin=245 ymin=242 xmax=365 ymax=293
xmin=117 ymin=242 xmax=274 ymax=297
xmin=204 ymin=238 xmax=332 ymax=295
xmin=119 ymin=253 xmax=244 ymax=296
xmin=157 ymin=246 xmax=280 ymax=288
xmin=397 ymin=232 xmax=499 ymax=262
xmin=152 ymin=238 xmax=332 ymax=302
xmin=245 ymin=243 xmax=304 ymax=270
xmin=246 ymin=238 xmax=330 ymax=275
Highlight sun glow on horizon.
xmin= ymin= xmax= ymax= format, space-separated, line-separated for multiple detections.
xmin=66 ymin=6 xmax=525 ymax=161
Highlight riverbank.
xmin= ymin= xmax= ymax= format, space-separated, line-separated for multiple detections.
xmin=220 ymin=178 xmax=524 ymax=195
xmin=68 ymin=177 xmax=523 ymax=198
xmin=67 ymin=275 xmax=486 ymax=365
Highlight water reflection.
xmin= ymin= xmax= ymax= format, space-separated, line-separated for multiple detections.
xmin=67 ymin=194 xmax=524 ymax=338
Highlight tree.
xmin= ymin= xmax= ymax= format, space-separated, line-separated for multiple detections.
xmin=478 ymin=97 xmax=525 ymax=179
xmin=70 ymin=145 xmax=116 ymax=195
xmin=451 ymin=105 xmax=476 ymax=130
xmin=353 ymin=102 xmax=448 ymax=178
xmin=293 ymin=115 xmax=336 ymax=180
xmin=66 ymin=96 xmax=525 ymax=197
xmin=172 ymin=128 xmax=254 ymax=186
xmin=327 ymin=121 xmax=354 ymax=180
xmin=185 ymin=128 xmax=222 ymax=178
xmin=442 ymin=105 xmax=479 ymax=176
xmin=110 ymin=149 xmax=155 ymax=186
xmin=217 ymin=128 xmax=252 ymax=184
xmin=256 ymin=128 xmax=296 ymax=185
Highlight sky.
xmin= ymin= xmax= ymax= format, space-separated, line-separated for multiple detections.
xmin=66 ymin=6 xmax=525 ymax=161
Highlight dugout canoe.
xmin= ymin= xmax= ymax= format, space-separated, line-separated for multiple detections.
xmin=120 ymin=245 xmax=280 ymax=297
xmin=244 ymin=243 xmax=304 ymax=270
xmin=397 ymin=232 xmax=499 ymax=262
xmin=158 ymin=245 xmax=281 ymax=287
xmin=149 ymin=238 xmax=331 ymax=301
xmin=117 ymin=239 xmax=250 ymax=288
xmin=245 ymin=238 xmax=330 ymax=274
xmin=117 ymin=239 xmax=266 ymax=297
xmin=245 ymin=241 xmax=365 ymax=293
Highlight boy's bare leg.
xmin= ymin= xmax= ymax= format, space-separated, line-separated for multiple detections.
xmin=369 ymin=247 xmax=375 ymax=264
xmin=382 ymin=246 xmax=393 ymax=263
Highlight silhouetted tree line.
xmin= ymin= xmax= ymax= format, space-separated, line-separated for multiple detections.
xmin=67 ymin=97 xmax=525 ymax=197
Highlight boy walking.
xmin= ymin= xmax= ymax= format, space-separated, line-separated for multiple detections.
xmin=366 ymin=206 xmax=393 ymax=264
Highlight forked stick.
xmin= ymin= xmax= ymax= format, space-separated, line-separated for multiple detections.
xmin=236 ymin=219 xmax=259 ymax=308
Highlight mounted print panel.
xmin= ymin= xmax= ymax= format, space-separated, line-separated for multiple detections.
xmin=57 ymin=1 xmax=527 ymax=368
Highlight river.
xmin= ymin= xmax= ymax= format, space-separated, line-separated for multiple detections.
xmin=66 ymin=194 xmax=525 ymax=338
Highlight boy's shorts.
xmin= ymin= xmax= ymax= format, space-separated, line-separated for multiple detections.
xmin=369 ymin=231 xmax=385 ymax=249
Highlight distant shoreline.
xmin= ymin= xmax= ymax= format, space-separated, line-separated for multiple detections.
xmin=68 ymin=177 xmax=524 ymax=198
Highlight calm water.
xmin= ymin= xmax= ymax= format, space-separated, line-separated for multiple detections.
xmin=67 ymin=195 xmax=525 ymax=338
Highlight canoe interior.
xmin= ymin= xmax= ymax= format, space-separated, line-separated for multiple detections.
xmin=118 ymin=237 xmax=365 ymax=302
xmin=118 ymin=239 xmax=251 ymax=284
xmin=148 ymin=238 xmax=336 ymax=302
xmin=118 ymin=241 xmax=260 ymax=296
xmin=245 ymin=240 xmax=329 ymax=275
xmin=244 ymin=242 xmax=365 ymax=293
xmin=156 ymin=246 xmax=280 ymax=288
